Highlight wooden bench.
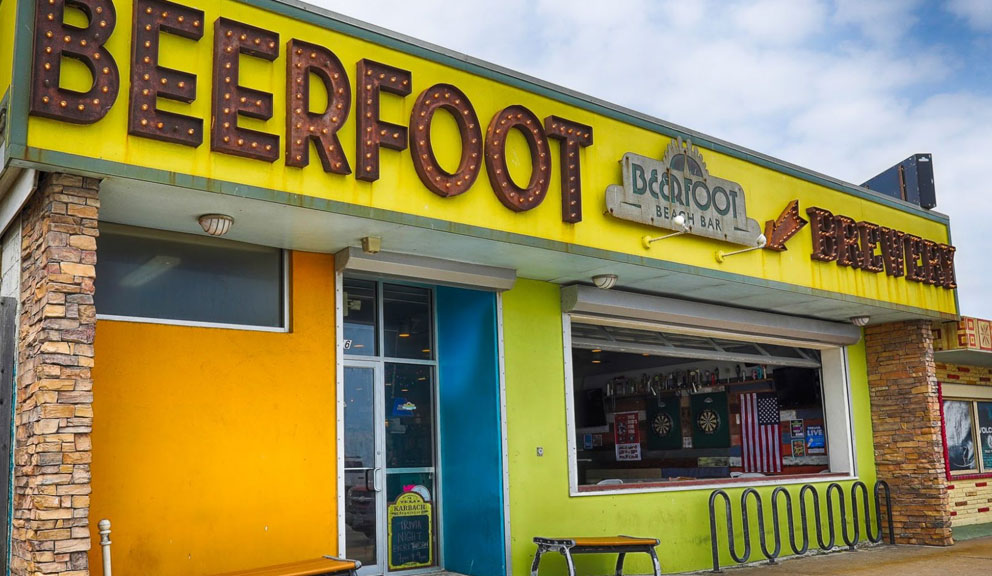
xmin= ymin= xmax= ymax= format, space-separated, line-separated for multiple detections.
xmin=213 ymin=556 xmax=360 ymax=576
xmin=532 ymin=536 xmax=661 ymax=576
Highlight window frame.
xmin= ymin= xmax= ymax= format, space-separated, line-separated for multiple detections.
xmin=337 ymin=275 xmax=445 ymax=571
xmin=95 ymin=225 xmax=290 ymax=333
xmin=561 ymin=312 xmax=858 ymax=496
xmin=942 ymin=392 xmax=992 ymax=479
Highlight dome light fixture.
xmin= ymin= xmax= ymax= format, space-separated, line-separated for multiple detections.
xmin=850 ymin=315 xmax=871 ymax=327
xmin=198 ymin=213 xmax=234 ymax=237
xmin=592 ymin=274 xmax=618 ymax=290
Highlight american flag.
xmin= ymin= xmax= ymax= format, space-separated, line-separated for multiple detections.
xmin=741 ymin=392 xmax=782 ymax=473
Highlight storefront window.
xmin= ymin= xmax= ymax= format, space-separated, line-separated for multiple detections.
xmin=569 ymin=321 xmax=835 ymax=488
xmin=942 ymin=398 xmax=992 ymax=475
xmin=980 ymin=402 xmax=992 ymax=472
xmin=383 ymin=284 xmax=433 ymax=360
xmin=344 ymin=278 xmax=377 ymax=356
xmin=95 ymin=223 xmax=285 ymax=328
xmin=385 ymin=363 xmax=435 ymax=468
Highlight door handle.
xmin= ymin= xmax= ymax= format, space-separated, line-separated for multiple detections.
xmin=373 ymin=467 xmax=383 ymax=493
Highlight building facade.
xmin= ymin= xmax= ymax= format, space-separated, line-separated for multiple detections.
xmin=0 ymin=0 xmax=961 ymax=575
xmin=935 ymin=318 xmax=992 ymax=527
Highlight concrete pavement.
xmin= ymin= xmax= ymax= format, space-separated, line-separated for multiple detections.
xmin=707 ymin=536 xmax=992 ymax=575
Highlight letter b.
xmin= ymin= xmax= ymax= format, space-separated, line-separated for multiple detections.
xmin=31 ymin=0 xmax=120 ymax=123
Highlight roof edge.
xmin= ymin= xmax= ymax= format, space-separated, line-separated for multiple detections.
xmin=256 ymin=0 xmax=950 ymax=225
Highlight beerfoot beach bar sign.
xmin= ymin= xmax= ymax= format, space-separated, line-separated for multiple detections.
xmin=605 ymin=137 xmax=763 ymax=246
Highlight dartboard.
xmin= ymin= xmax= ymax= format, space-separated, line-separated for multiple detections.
xmin=651 ymin=413 xmax=673 ymax=437
xmin=697 ymin=408 xmax=720 ymax=434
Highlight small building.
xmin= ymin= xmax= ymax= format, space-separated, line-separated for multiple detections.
xmin=935 ymin=318 xmax=992 ymax=526
xmin=0 ymin=0 xmax=962 ymax=575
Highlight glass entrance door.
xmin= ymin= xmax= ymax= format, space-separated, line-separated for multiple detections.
xmin=343 ymin=363 xmax=383 ymax=575
xmin=343 ymin=279 xmax=439 ymax=575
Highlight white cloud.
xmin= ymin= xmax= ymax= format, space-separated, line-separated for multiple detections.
xmin=832 ymin=0 xmax=923 ymax=44
xmin=730 ymin=0 xmax=829 ymax=46
xmin=310 ymin=0 xmax=992 ymax=317
xmin=947 ymin=0 xmax=992 ymax=31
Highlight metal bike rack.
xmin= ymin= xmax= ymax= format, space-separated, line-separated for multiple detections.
xmin=707 ymin=480 xmax=893 ymax=572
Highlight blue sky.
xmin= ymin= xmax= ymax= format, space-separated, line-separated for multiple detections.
xmin=312 ymin=0 xmax=992 ymax=318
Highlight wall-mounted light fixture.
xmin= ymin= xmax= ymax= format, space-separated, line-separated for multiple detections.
xmin=850 ymin=316 xmax=871 ymax=327
xmin=592 ymin=274 xmax=618 ymax=290
xmin=642 ymin=214 xmax=689 ymax=249
xmin=715 ymin=234 xmax=767 ymax=263
xmin=198 ymin=214 xmax=234 ymax=237
xmin=361 ymin=236 xmax=382 ymax=254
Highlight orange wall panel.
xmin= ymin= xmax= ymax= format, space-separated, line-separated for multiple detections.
xmin=89 ymin=251 xmax=337 ymax=575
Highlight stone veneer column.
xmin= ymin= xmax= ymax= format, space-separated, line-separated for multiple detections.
xmin=11 ymin=174 xmax=99 ymax=576
xmin=865 ymin=320 xmax=952 ymax=546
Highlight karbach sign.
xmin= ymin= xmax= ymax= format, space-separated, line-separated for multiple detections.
xmin=29 ymin=0 xmax=593 ymax=223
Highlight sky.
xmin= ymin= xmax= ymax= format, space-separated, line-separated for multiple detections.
xmin=311 ymin=0 xmax=992 ymax=318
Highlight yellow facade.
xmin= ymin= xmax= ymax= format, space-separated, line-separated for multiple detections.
xmin=17 ymin=0 xmax=956 ymax=316
xmin=0 ymin=1 xmax=959 ymax=571
xmin=89 ymin=251 xmax=338 ymax=575
xmin=0 ymin=0 xmax=15 ymax=109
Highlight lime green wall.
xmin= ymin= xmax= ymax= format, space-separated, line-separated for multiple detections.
xmin=502 ymin=280 xmax=878 ymax=574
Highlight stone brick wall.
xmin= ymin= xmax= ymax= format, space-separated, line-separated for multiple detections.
xmin=936 ymin=361 xmax=992 ymax=387
xmin=12 ymin=174 xmax=98 ymax=576
xmin=948 ymin=480 xmax=992 ymax=526
xmin=937 ymin=360 xmax=992 ymax=526
xmin=865 ymin=320 xmax=952 ymax=545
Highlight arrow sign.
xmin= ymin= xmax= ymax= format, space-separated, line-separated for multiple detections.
xmin=764 ymin=200 xmax=808 ymax=252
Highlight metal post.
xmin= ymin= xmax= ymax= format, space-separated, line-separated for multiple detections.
xmin=874 ymin=480 xmax=894 ymax=545
xmin=99 ymin=519 xmax=112 ymax=576
xmin=827 ymin=483 xmax=855 ymax=549
xmin=851 ymin=481 xmax=871 ymax=545
xmin=742 ymin=488 xmax=778 ymax=563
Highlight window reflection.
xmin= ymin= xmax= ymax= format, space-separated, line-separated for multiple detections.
xmin=384 ymin=284 xmax=432 ymax=360
xmin=95 ymin=223 xmax=284 ymax=327
xmin=345 ymin=470 xmax=376 ymax=565
xmin=385 ymin=363 xmax=434 ymax=469
xmin=344 ymin=279 xmax=377 ymax=356
xmin=945 ymin=400 xmax=977 ymax=472
xmin=571 ymin=324 xmax=829 ymax=487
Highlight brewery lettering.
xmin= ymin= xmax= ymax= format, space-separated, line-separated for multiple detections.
xmin=807 ymin=206 xmax=956 ymax=290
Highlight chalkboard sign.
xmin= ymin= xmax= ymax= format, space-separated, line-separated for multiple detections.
xmin=387 ymin=492 xmax=433 ymax=570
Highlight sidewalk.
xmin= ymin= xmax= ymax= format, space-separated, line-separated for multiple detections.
xmin=708 ymin=536 xmax=992 ymax=575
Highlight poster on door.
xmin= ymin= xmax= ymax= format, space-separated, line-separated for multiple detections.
xmin=387 ymin=491 xmax=433 ymax=570
xmin=978 ymin=402 xmax=992 ymax=470
xmin=614 ymin=411 xmax=642 ymax=461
